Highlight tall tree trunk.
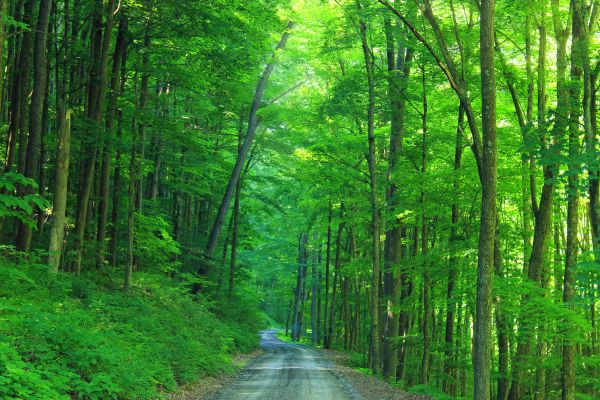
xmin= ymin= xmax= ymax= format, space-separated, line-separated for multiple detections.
xmin=562 ymin=2 xmax=587 ymax=398
xmin=382 ymin=12 xmax=413 ymax=379
xmin=510 ymin=5 xmax=564 ymax=398
xmin=357 ymin=0 xmax=381 ymax=374
xmin=110 ymin=55 xmax=128 ymax=266
xmin=48 ymin=110 xmax=71 ymax=272
xmin=125 ymin=127 xmax=136 ymax=291
xmin=495 ymin=218 xmax=510 ymax=400
xmin=216 ymin=212 xmax=233 ymax=297
xmin=327 ymin=211 xmax=344 ymax=348
xmin=15 ymin=0 xmax=53 ymax=251
xmin=97 ymin=13 xmax=127 ymax=268
xmin=420 ymin=66 xmax=429 ymax=385
xmin=324 ymin=202 xmax=333 ymax=348
xmin=586 ymin=48 xmax=600 ymax=308
xmin=135 ymin=26 xmax=150 ymax=216
xmin=292 ymin=233 xmax=308 ymax=341
xmin=200 ymin=21 xmax=294 ymax=272
xmin=0 ymin=0 xmax=8 ymax=116
xmin=5 ymin=0 xmax=31 ymax=174
xmin=317 ymin=266 xmax=322 ymax=344
xmin=533 ymin=13 xmax=550 ymax=400
xmin=72 ymin=0 xmax=115 ymax=273
xmin=37 ymin=42 xmax=51 ymax=235
xmin=228 ymin=131 xmax=242 ymax=298
xmin=473 ymin=1 xmax=497 ymax=399
xmin=311 ymin=232 xmax=319 ymax=344
xmin=130 ymin=24 xmax=151 ymax=274
xmin=444 ymin=105 xmax=464 ymax=394
xmin=586 ymin=44 xmax=600 ymax=400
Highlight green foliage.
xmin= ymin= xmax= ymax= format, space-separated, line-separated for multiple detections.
xmin=408 ymin=384 xmax=456 ymax=400
xmin=0 ymin=257 xmax=262 ymax=399
xmin=210 ymin=284 xmax=268 ymax=353
xmin=0 ymin=173 xmax=48 ymax=228
xmin=134 ymin=213 xmax=181 ymax=272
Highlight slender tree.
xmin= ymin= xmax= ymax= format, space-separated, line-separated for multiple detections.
xmin=473 ymin=1 xmax=497 ymax=399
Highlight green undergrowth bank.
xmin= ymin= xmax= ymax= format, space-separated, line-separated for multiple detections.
xmin=0 ymin=256 xmax=266 ymax=399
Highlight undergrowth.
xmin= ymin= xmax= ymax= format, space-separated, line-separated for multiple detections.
xmin=0 ymin=255 xmax=266 ymax=399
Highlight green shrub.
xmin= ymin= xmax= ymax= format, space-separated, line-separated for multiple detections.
xmin=0 ymin=258 xmax=262 ymax=399
xmin=0 ymin=172 xmax=49 ymax=228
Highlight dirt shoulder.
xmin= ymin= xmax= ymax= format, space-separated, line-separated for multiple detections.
xmin=320 ymin=349 xmax=432 ymax=400
xmin=167 ymin=349 xmax=263 ymax=400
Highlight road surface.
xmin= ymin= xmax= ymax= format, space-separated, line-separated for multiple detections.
xmin=213 ymin=329 xmax=363 ymax=400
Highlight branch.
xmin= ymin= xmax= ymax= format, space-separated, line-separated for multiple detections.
xmin=378 ymin=0 xmax=484 ymax=181
xmin=377 ymin=0 xmax=462 ymax=95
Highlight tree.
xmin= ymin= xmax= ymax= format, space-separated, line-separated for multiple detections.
xmin=473 ymin=1 xmax=497 ymax=399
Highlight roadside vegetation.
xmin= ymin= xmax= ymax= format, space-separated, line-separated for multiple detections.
xmin=0 ymin=254 xmax=265 ymax=399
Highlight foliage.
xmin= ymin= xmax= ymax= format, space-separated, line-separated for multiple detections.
xmin=134 ymin=213 xmax=181 ymax=272
xmin=0 ymin=256 xmax=263 ymax=399
xmin=0 ymin=173 xmax=48 ymax=228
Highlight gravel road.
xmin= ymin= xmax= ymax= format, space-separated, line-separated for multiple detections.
xmin=212 ymin=329 xmax=363 ymax=400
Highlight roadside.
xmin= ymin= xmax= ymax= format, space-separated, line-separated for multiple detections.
xmin=167 ymin=349 xmax=263 ymax=400
xmin=319 ymin=349 xmax=433 ymax=400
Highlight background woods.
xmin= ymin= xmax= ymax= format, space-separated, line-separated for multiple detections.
xmin=0 ymin=0 xmax=599 ymax=400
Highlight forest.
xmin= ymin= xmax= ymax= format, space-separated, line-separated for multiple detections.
xmin=0 ymin=0 xmax=598 ymax=399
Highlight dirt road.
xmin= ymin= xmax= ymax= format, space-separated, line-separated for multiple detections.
xmin=213 ymin=329 xmax=363 ymax=400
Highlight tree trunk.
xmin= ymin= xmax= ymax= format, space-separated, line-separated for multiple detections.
xmin=292 ymin=233 xmax=308 ymax=341
xmin=135 ymin=26 xmax=150 ymax=216
xmin=420 ymin=66 xmax=429 ymax=385
xmin=0 ymin=0 xmax=8 ymax=116
xmin=382 ymin=12 xmax=413 ymax=380
xmin=15 ymin=0 xmax=53 ymax=251
xmin=110 ymin=55 xmax=128 ymax=266
xmin=72 ymin=0 xmax=115 ymax=273
xmin=495 ymin=219 xmax=510 ymax=400
xmin=510 ymin=6 xmax=564 ymax=398
xmin=444 ymin=105 xmax=464 ymax=394
xmin=473 ymin=1 xmax=497 ymax=399
xmin=125 ymin=106 xmax=137 ymax=291
xmin=200 ymin=21 xmax=294 ymax=272
xmin=228 ymin=131 xmax=243 ymax=298
xmin=311 ymin=232 xmax=319 ymax=344
xmin=97 ymin=12 xmax=127 ymax=268
xmin=324 ymin=202 xmax=333 ymax=348
xmin=562 ymin=2 xmax=586 ymax=398
xmin=357 ymin=1 xmax=381 ymax=374
xmin=48 ymin=110 xmax=71 ymax=272
xmin=37 ymin=51 xmax=50 ymax=235
xmin=328 ymin=212 xmax=345 ymax=348
xmin=216 ymin=212 xmax=233 ymax=297
xmin=5 ymin=0 xmax=31 ymax=175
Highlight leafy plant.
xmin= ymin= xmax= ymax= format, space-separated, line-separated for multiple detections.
xmin=0 ymin=173 xmax=48 ymax=228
